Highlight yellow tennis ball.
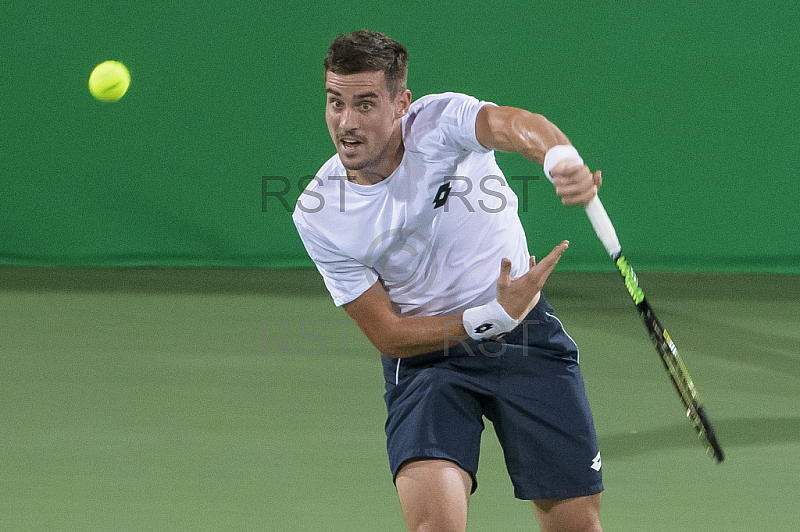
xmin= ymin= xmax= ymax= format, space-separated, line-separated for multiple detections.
xmin=88 ymin=60 xmax=130 ymax=102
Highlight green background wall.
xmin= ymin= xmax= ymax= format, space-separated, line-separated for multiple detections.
xmin=2 ymin=1 xmax=798 ymax=272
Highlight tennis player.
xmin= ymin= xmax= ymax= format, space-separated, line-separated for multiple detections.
xmin=293 ymin=30 xmax=604 ymax=532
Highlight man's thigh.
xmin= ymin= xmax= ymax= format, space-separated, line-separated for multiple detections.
xmin=384 ymin=356 xmax=499 ymax=492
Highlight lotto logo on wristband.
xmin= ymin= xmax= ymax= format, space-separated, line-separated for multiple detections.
xmin=463 ymin=300 xmax=519 ymax=340
xmin=474 ymin=323 xmax=495 ymax=335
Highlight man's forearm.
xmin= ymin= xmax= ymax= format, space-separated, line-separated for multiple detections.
xmin=363 ymin=313 xmax=469 ymax=359
xmin=344 ymin=282 xmax=475 ymax=358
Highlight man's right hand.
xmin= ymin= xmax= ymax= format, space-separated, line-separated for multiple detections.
xmin=551 ymin=160 xmax=602 ymax=206
xmin=496 ymin=241 xmax=569 ymax=319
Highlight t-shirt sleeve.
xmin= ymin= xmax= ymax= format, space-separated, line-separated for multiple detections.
xmin=293 ymin=214 xmax=377 ymax=307
xmin=415 ymin=93 xmax=497 ymax=154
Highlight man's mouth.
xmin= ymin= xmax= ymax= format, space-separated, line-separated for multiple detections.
xmin=339 ymin=138 xmax=363 ymax=152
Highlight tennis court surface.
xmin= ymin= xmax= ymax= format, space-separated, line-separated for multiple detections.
xmin=1 ymin=267 xmax=799 ymax=530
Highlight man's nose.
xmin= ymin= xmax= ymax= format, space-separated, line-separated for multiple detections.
xmin=339 ymin=106 xmax=358 ymax=131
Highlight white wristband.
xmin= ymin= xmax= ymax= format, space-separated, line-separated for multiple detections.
xmin=543 ymin=144 xmax=583 ymax=183
xmin=462 ymin=299 xmax=519 ymax=340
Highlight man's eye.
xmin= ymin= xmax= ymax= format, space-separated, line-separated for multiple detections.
xmin=360 ymin=102 xmax=373 ymax=111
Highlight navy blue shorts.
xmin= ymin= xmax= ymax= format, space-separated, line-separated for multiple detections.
xmin=381 ymin=295 xmax=603 ymax=501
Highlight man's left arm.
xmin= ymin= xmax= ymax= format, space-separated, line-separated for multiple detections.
xmin=475 ymin=105 xmax=601 ymax=205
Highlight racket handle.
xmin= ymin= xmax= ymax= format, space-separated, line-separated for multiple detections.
xmin=585 ymin=196 xmax=622 ymax=257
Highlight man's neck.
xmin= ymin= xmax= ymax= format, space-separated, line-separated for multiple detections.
xmin=349 ymin=131 xmax=405 ymax=186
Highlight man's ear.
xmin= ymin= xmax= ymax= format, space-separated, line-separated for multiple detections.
xmin=396 ymin=89 xmax=412 ymax=117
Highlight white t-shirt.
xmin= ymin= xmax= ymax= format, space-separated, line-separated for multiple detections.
xmin=292 ymin=92 xmax=530 ymax=317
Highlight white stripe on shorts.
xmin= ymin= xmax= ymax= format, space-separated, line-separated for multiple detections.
xmin=545 ymin=311 xmax=581 ymax=363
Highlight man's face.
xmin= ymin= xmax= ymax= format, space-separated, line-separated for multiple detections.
xmin=325 ymin=70 xmax=409 ymax=174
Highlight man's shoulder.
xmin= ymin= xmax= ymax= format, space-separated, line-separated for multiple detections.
xmin=300 ymin=154 xmax=345 ymax=195
xmin=409 ymin=92 xmax=478 ymax=116
xmin=314 ymin=153 xmax=345 ymax=182
xmin=292 ymin=153 xmax=345 ymax=224
xmin=405 ymin=92 xmax=493 ymax=154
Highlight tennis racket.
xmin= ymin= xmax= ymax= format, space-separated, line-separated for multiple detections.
xmin=584 ymin=196 xmax=725 ymax=462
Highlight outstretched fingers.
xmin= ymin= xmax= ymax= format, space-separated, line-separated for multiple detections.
xmin=528 ymin=240 xmax=569 ymax=279
xmin=498 ymin=257 xmax=513 ymax=289
xmin=496 ymin=243 xmax=569 ymax=319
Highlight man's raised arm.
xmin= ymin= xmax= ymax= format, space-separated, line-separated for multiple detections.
xmin=475 ymin=105 xmax=601 ymax=205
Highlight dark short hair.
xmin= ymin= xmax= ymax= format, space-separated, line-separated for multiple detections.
xmin=324 ymin=30 xmax=408 ymax=96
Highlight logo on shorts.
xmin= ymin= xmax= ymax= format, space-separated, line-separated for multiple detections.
xmin=590 ymin=452 xmax=602 ymax=472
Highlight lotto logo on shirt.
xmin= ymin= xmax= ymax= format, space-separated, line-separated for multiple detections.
xmin=262 ymin=175 xmax=541 ymax=214
xmin=432 ymin=182 xmax=452 ymax=209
